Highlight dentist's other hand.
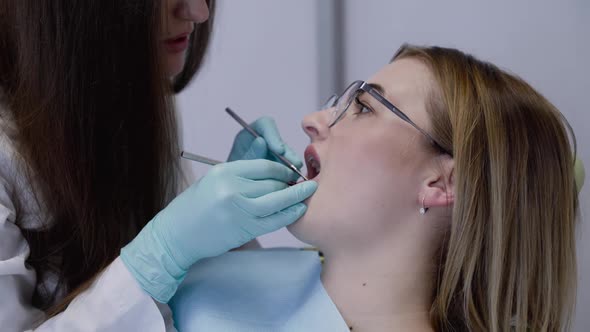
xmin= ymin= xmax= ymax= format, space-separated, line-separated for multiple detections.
xmin=121 ymin=159 xmax=317 ymax=303
xmin=228 ymin=116 xmax=303 ymax=170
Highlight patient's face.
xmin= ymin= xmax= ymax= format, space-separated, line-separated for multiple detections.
xmin=289 ymin=58 xmax=437 ymax=249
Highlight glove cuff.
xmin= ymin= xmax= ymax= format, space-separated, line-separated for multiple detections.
xmin=121 ymin=221 xmax=187 ymax=303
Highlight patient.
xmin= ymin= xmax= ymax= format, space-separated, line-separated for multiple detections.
xmin=171 ymin=45 xmax=580 ymax=332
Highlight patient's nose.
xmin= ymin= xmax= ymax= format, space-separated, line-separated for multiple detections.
xmin=301 ymin=109 xmax=331 ymax=141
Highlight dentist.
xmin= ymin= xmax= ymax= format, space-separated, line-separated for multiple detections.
xmin=0 ymin=0 xmax=317 ymax=331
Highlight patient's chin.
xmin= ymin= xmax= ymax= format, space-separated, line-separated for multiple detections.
xmin=287 ymin=213 xmax=317 ymax=245
xmin=286 ymin=217 xmax=307 ymax=241
xmin=287 ymin=189 xmax=331 ymax=245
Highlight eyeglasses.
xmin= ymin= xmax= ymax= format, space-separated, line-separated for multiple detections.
xmin=321 ymin=80 xmax=452 ymax=156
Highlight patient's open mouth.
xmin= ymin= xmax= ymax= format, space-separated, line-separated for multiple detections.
xmin=304 ymin=145 xmax=321 ymax=180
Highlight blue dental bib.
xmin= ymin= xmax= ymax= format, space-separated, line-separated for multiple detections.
xmin=169 ymin=249 xmax=348 ymax=332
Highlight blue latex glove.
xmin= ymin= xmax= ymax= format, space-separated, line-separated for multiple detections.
xmin=228 ymin=116 xmax=303 ymax=170
xmin=121 ymin=159 xmax=317 ymax=303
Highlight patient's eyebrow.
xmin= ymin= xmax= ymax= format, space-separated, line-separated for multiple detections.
xmin=363 ymin=83 xmax=390 ymax=110
xmin=367 ymin=82 xmax=400 ymax=108
xmin=367 ymin=83 xmax=386 ymax=95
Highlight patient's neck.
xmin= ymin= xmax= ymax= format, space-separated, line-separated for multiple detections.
xmin=319 ymin=219 xmax=438 ymax=332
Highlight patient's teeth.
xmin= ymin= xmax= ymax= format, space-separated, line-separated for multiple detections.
xmin=312 ymin=161 xmax=320 ymax=174
xmin=306 ymin=155 xmax=321 ymax=176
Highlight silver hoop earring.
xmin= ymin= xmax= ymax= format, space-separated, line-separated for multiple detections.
xmin=419 ymin=196 xmax=428 ymax=215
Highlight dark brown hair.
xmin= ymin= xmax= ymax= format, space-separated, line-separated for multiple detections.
xmin=0 ymin=0 xmax=215 ymax=315
xmin=393 ymin=45 xmax=578 ymax=331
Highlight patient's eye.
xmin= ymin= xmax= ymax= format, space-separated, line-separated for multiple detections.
xmin=352 ymin=97 xmax=374 ymax=116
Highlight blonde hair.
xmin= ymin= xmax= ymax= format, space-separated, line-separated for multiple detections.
xmin=393 ymin=45 xmax=578 ymax=331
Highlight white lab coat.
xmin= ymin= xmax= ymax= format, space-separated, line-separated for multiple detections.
xmin=0 ymin=108 xmax=179 ymax=331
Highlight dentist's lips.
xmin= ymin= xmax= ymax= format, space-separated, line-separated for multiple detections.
xmin=304 ymin=145 xmax=321 ymax=180
xmin=164 ymin=32 xmax=191 ymax=54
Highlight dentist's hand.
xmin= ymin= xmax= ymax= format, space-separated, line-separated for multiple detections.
xmin=228 ymin=116 xmax=303 ymax=170
xmin=121 ymin=159 xmax=317 ymax=303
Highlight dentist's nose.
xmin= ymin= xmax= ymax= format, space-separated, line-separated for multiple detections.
xmin=175 ymin=0 xmax=209 ymax=24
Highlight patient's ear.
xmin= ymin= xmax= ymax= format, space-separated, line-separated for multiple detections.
xmin=420 ymin=156 xmax=454 ymax=210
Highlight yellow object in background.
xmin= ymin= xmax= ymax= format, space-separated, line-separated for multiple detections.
xmin=575 ymin=158 xmax=585 ymax=194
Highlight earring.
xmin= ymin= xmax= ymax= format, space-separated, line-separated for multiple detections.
xmin=419 ymin=196 xmax=428 ymax=215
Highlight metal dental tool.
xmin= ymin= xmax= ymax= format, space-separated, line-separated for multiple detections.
xmin=179 ymin=107 xmax=308 ymax=182
xmin=225 ymin=107 xmax=308 ymax=181
xmin=180 ymin=151 xmax=222 ymax=166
